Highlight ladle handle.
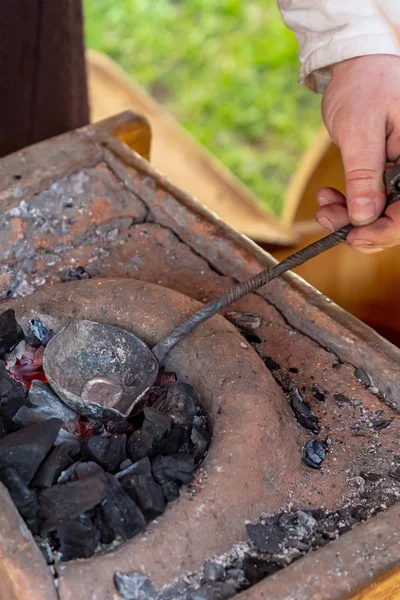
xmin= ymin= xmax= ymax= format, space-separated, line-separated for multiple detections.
xmin=153 ymin=166 xmax=400 ymax=365
xmin=152 ymin=223 xmax=353 ymax=363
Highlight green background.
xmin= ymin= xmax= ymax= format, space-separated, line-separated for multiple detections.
xmin=84 ymin=0 xmax=322 ymax=215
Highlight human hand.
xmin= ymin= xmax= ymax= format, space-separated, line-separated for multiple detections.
xmin=316 ymin=55 xmax=400 ymax=253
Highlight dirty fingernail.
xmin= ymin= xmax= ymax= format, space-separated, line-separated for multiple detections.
xmin=351 ymin=239 xmax=373 ymax=247
xmin=349 ymin=198 xmax=375 ymax=224
xmin=317 ymin=216 xmax=334 ymax=232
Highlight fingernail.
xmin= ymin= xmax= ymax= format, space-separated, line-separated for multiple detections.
xmin=349 ymin=198 xmax=375 ymax=224
xmin=316 ymin=194 xmax=330 ymax=206
xmin=351 ymin=239 xmax=373 ymax=247
xmin=317 ymin=216 xmax=334 ymax=232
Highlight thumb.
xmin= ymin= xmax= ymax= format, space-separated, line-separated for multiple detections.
xmin=340 ymin=136 xmax=386 ymax=226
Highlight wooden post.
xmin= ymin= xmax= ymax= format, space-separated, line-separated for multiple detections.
xmin=0 ymin=0 xmax=89 ymax=157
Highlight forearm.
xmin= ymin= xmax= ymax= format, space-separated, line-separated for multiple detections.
xmin=277 ymin=0 xmax=400 ymax=92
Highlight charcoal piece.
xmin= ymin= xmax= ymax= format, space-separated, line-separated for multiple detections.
xmin=100 ymin=474 xmax=146 ymax=540
xmin=127 ymin=409 xmax=171 ymax=461
xmin=0 ymin=467 xmax=38 ymax=524
xmin=121 ymin=457 xmax=165 ymax=519
xmin=188 ymin=582 xmax=237 ymax=600
xmin=263 ymin=356 xmax=281 ymax=372
xmin=63 ymin=266 xmax=92 ymax=281
xmin=120 ymin=458 xmax=133 ymax=471
xmin=93 ymin=506 xmax=116 ymax=544
xmin=303 ymin=440 xmax=325 ymax=469
xmin=0 ymin=361 xmax=26 ymax=431
xmin=28 ymin=380 xmax=76 ymax=426
xmin=38 ymin=473 xmax=107 ymax=533
xmin=246 ymin=522 xmax=286 ymax=554
xmin=311 ymin=386 xmax=325 ymax=403
xmin=372 ymin=418 xmax=393 ymax=431
xmin=159 ymin=581 xmax=191 ymax=600
xmin=355 ymin=367 xmax=372 ymax=387
xmin=32 ymin=441 xmax=80 ymax=487
xmin=161 ymin=480 xmax=180 ymax=502
xmin=152 ymin=454 xmax=195 ymax=486
xmin=191 ymin=425 xmax=210 ymax=463
xmin=0 ymin=418 xmax=62 ymax=484
xmin=226 ymin=568 xmax=249 ymax=588
xmin=333 ymin=393 xmax=352 ymax=406
xmin=0 ymin=309 xmax=24 ymax=356
xmin=115 ymin=571 xmax=158 ymax=600
xmin=154 ymin=382 xmax=197 ymax=430
xmin=204 ymin=562 xmax=226 ymax=583
xmin=56 ymin=516 xmax=101 ymax=560
xmin=241 ymin=555 xmax=280 ymax=585
xmin=288 ymin=380 xmax=319 ymax=434
xmin=0 ymin=415 xmax=6 ymax=439
xmin=126 ymin=431 xmax=147 ymax=463
xmin=57 ymin=460 xmax=104 ymax=483
xmin=28 ymin=318 xmax=54 ymax=346
xmin=83 ymin=434 xmax=127 ymax=472
xmin=156 ymin=424 xmax=189 ymax=456
xmin=34 ymin=536 xmax=54 ymax=565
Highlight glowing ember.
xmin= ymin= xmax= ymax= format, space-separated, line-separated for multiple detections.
xmin=6 ymin=345 xmax=47 ymax=389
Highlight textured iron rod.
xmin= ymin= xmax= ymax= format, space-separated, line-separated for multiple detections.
xmin=152 ymin=223 xmax=354 ymax=363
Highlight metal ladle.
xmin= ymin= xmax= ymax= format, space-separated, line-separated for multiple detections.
xmin=44 ymin=165 xmax=400 ymax=419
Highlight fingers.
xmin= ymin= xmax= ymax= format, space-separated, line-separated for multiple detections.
xmin=346 ymin=200 xmax=400 ymax=251
xmin=316 ymin=188 xmax=348 ymax=232
xmin=339 ymin=139 xmax=387 ymax=227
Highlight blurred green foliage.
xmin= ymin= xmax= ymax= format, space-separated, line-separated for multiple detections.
xmin=84 ymin=0 xmax=322 ymax=214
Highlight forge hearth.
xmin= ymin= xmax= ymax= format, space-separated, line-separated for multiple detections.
xmin=0 ymin=306 xmax=209 ymax=566
xmin=0 ymin=114 xmax=400 ymax=600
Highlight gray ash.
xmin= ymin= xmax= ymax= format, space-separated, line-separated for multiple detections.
xmin=0 ymin=310 xmax=209 ymax=564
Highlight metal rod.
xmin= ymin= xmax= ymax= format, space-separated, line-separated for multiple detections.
xmin=152 ymin=223 xmax=353 ymax=363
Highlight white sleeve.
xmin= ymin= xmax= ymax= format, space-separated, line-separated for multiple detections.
xmin=277 ymin=0 xmax=400 ymax=93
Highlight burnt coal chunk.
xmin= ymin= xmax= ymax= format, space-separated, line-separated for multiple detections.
xmin=100 ymin=474 xmax=146 ymax=540
xmin=288 ymin=380 xmax=319 ymax=434
xmin=0 ymin=467 xmax=38 ymax=526
xmin=246 ymin=522 xmax=286 ymax=554
xmin=120 ymin=457 xmax=165 ymax=520
xmin=0 ymin=309 xmax=24 ymax=356
xmin=303 ymin=440 xmax=325 ymax=469
xmin=93 ymin=506 xmax=116 ymax=544
xmin=204 ymin=562 xmax=226 ymax=583
xmin=57 ymin=461 xmax=104 ymax=483
xmin=372 ymin=418 xmax=393 ymax=431
xmin=241 ymin=555 xmax=281 ymax=585
xmin=154 ymin=381 xmax=197 ymax=430
xmin=28 ymin=318 xmax=53 ymax=346
xmin=56 ymin=516 xmax=101 ymax=560
xmin=82 ymin=434 xmax=127 ymax=472
xmin=187 ymin=582 xmax=237 ymax=600
xmin=156 ymin=423 xmax=188 ymax=456
xmin=152 ymin=454 xmax=195 ymax=486
xmin=115 ymin=572 xmax=158 ymax=600
xmin=0 ymin=416 xmax=6 ymax=439
xmin=0 ymin=361 xmax=27 ymax=431
xmin=27 ymin=380 xmax=76 ymax=426
xmin=263 ymin=356 xmax=281 ymax=372
xmin=191 ymin=425 xmax=210 ymax=463
xmin=127 ymin=409 xmax=171 ymax=461
xmin=32 ymin=441 xmax=80 ymax=488
xmin=0 ymin=418 xmax=62 ymax=484
xmin=63 ymin=266 xmax=92 ymax=282
xmin=38 ymin=473 xmax=107 ymax=533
